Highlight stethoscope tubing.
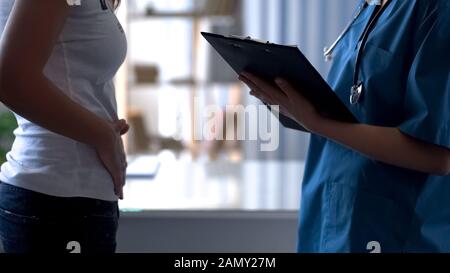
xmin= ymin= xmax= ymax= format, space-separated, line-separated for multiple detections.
xmin=324 ymin=0 xmax=392 ymax=104
xmin=323 ymin=2 xmax=369 ymax=61
xmin=353 ymin=1 xmax=391 ymax=86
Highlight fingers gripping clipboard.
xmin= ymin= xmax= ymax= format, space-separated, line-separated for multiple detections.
xmin=202 ymin=32 xmax=358 ymax=132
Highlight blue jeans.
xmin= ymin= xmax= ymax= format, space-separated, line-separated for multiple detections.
xmin=0 ymin=182 xmax=119 ymax=253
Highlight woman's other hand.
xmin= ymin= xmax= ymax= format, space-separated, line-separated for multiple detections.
xmin=96 ymin=119 xmax=129 ymax=200
xmin=239 ymin=72 xmax=321 ymax=132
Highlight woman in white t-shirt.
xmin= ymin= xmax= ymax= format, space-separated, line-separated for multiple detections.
xmin=0 ymin=0 xmax=128 ymax=253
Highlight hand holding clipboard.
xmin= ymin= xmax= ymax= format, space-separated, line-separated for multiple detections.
xmin=202 ymin=32 xmax=358 ymax=132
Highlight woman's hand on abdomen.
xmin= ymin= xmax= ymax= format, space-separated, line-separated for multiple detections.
xmin=95 ymin=119 xmax=129 ymax=200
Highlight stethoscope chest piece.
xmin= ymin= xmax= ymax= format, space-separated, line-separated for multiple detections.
xmin=350 ymin=82 xmax=363 ymax=105
xmin=326 ymin=0 xmax=392 ymax=106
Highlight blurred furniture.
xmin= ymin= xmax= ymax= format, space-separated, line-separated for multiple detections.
xmin=126 ymin=155 xmax=160 ymax=179
xmin=142 ymin=0 xmax=239 ymax=17
xmin=117 ymin=159 xmax=304 ymax=253
xmin=134 ymin=64 xmax=159 ymax=84
xmin=126 ymin=0 xmax=242 ymax=159
xmin=127 ymin=109 xmax=184 ymax=155
xmin=120 ymin=159 xmax=304 ymax=211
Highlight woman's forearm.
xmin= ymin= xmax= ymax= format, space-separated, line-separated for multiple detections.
xmin=0 ymin=0 xmax=115 ymax=149
xmin=313 ymin=118 xmax=450 ymax=176
xmin=0 ymin=72 xmax=115 ymax=149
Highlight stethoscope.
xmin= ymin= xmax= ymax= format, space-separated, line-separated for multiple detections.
xmin=324 ymin=0 xmax=392 ymax=105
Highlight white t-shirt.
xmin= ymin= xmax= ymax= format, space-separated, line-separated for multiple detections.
xmin=0 ymin=0 xmax=127 ymax=201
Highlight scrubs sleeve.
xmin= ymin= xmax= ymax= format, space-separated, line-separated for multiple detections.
xmin=399 ymin=5 xmax=450 ymax=149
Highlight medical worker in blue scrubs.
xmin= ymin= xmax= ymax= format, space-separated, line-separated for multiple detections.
xmin=239 ymin=0 xmax=450 ymax=252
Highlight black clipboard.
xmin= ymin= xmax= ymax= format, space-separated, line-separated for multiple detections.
xmin=202 ymin=32 xmax=358 ymax=132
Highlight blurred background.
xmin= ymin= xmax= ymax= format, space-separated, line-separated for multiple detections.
xmin=0 ymin=0 xmax=359 ymax=252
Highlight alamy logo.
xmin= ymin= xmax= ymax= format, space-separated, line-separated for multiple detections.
xmin=66 ymin=0 xmax=81 ymax=6
xmin=66 ymin=241 xmax=81 ymax=253
xmin=187 ymin=99 xmax=280 ymax=152
xmin=366 ymin=241 xmax=381 ymax=253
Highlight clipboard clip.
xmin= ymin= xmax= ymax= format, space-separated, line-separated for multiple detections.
xmin=229 ymin=35 xmax=272 ymax=45
xmin=229 ymin=34 xmax=298 ymax=48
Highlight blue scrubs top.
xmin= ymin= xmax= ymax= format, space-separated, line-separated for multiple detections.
xmin=298 ymin=0 xmax=450 ymax=253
